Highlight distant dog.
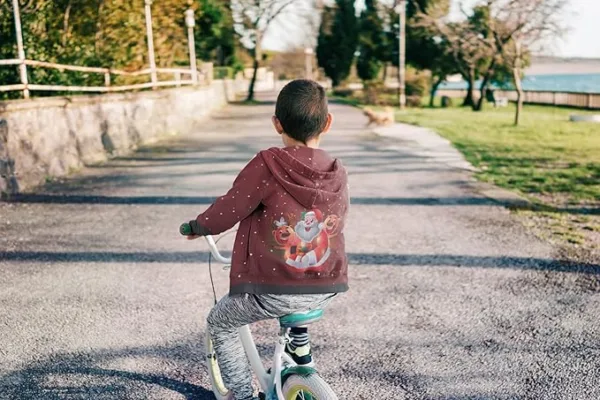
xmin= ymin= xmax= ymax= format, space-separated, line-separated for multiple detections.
xmin=363 ymin=107 xmax=394 ymax=126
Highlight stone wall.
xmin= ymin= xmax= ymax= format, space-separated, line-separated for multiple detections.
xmin=0 ymin=80 xmax=241 ymax=197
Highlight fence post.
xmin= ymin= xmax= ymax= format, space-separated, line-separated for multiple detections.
xmin=202 ymin=62 xmax=213 ymax=85
xmin=174 ymin=71 xmax=181 ymax=87
xmin=12 ymin=0 xmax=29 ymax=99
xmin=144 ymin=0 xmax=158 ymax=89
xmin=104 ymin=70 xmax=111 ymax=89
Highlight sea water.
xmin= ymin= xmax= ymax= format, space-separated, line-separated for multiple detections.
xmin=441 ymin=73 xmax=600 ymax=93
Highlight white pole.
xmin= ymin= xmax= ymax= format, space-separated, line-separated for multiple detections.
xmin=185 ymin=9 xmax=198 ymax=85
xmin=12 ymin=0 xmax=29 ymax=99
xmin=396 ymin=0 xmax=406 ymax=109
xmin=304 ymin=48 xmax=313 ymax=80
xmin=144 ymin=0 xmax=158 ymax=88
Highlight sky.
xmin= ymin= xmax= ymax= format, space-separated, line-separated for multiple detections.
xmin=262 ymin=0 xmax=600 ymax=59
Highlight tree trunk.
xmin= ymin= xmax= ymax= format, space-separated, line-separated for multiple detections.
xmin=462 ymin=70 xmax=475 ymax=107
xmin=513 ymin=66 xmax=524 ymax=126
xmin=382 ymin=62 xmax=388 ymax=82
xmin=475 ymin=77 xmax=489 ymax=111
xmin=246 ymin=31 xmax=261 ymax=102
xmin=62 ymin=2 xmax=72 ymax=47
xmin=95 ymin=1 xmax=104 ymax=54
xmin=247 ymin=59 xmax=259 ymax=102
xmin=429 ymin=76 xmax=443 ymax=108
xmin=513 ymin=41 xmax=524 ymax=126
xmin=514 ymin=84 xmax=523 ymax=126
xmin=475 ymin=59 xmax=498 ymax=111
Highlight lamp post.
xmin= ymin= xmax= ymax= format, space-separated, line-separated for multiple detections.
xmin=12 ymin=0 xmax=29 ymax=99
xmin=144 ymin=0 xmax=158 ymax=88
xmin=304 ymin=47 xmax=313 ymax=80
xmin=395 ymin=0 xmax=406 ymax=109
xmin=185 ymin=9 xmax=198 ymax=85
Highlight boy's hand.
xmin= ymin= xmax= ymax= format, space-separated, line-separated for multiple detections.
xmin=186 ymin=234 xmax=202 ymax=240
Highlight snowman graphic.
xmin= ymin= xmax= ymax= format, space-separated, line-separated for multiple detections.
xmin=272 ymin=209 xmax=340 ymax=269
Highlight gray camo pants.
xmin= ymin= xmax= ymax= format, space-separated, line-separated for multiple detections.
xmin=206 ymin=292 xmax=336 ymax=400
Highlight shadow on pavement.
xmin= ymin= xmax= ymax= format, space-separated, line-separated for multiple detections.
xmin=8 ymin=194 xmax=499 ymax=206
xmin=0 ymin=340 xmax=214 ymax=399
xmin=9 ymin=194 xmax=596 ymax=215
xmin=1 ymin=251 xmax=597 ymax=274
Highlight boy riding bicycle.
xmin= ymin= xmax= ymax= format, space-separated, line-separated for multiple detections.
xmin=185 ymin=80 xmax=349 ymax=400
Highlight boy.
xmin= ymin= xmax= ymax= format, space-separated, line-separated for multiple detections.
xmin=185 ymin=80 xmax=349 ymax=400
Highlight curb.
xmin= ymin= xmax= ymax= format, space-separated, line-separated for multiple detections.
xmin=472 ymin=181 xmax=532 ymax=209
xmin=371 ymin=123 xmax=478 ymax=172
xmin=371 ymin=122 xmax=531 ymax=209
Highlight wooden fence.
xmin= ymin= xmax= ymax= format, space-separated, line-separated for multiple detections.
xmin=0 ymin=58 xmax=210 ymax=97
xmin=437 ymin=88 xmax=600 ymax=110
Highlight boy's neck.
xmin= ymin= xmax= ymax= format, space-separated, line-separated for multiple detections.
xmin=282 ymin=134 xmax=320 ymax=149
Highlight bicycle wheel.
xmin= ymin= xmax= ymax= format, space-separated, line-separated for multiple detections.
xmin=205 ymin=333 xmax=233 ymax=400
xmin=283 ymin=374 xmax=338 ymax=400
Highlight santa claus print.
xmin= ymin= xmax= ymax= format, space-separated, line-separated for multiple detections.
xmin=272 ymin=209 xmax=341 ymax=269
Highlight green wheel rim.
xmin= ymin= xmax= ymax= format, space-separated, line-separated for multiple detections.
xmin=285 ymin=385 xmax=316 ymax=400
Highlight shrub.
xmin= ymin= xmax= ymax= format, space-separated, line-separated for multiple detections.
xmin=332 ymin=88 xmax=355 ymax=97
xmin=214 ymin=66 xmax=234 ymax=79
xmin=406 ymin=95 xmax=422 ymax=107
xmin=405 ymin=68 xmax=430 ymax=97
xmin=363 ymin=81 xmax=385 ymax=105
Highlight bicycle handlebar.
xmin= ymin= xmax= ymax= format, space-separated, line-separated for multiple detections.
xmin=180 ymin=222 xmax=232 ymax=264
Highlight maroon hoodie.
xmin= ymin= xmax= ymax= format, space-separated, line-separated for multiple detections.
xmin=192 ymin=146 xmax=349 ymax=295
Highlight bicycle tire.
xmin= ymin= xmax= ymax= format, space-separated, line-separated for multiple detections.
xmin=205 ymin=333 xmax=234 ymax=400
xmin=283 ymin=374 xmax=338 ymax=400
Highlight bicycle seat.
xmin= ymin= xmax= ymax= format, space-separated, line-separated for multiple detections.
xmin=279 ymin=309 xmax=323 ymax=328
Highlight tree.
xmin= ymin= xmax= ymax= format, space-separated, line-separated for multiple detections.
xmin=316 ymin=0 xmax=358 ymax=87
xmin=404 ymin=0 xmax=457 ymax=106
xmin=232 ymin=0 xmax=303 ymax=101
xmin=0 ymin=0 xmax=242 ymax=99
xmin=414 ymin=2 xmax=496 ymax=109
xmin=416 ymin=0 xmax=566 ymax=115
xmin=483 ymin=0 xmax=567 ymax=124
xmin=356 ymin=0 xmax=384 ymax=82
xmin=426 ymin=39 xmax=458 ymax=107
xmin=465 ymin=3 xmax=525 ymax=112
xmin=195 ymin=0 xmax=237 ymax=67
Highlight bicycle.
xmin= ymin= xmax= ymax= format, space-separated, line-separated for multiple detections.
xmin=180 ymin=223 xmax=338 ymax=400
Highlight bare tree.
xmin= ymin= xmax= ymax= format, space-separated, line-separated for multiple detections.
xmin=232 ymin=0 xmax=307 ymax=101
xmin=485 ymin=0 xmax=568 ymax=124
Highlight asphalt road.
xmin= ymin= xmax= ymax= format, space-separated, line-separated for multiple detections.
xmin=1 ymin=95 xmax=599 ymax=400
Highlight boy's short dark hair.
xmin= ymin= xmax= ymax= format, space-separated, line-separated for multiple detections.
xmin=275 ymin=79 xmax=328 ymax=144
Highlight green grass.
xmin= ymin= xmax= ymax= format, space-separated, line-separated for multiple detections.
xmin=394 ymin=104 xmax=600 ymax=204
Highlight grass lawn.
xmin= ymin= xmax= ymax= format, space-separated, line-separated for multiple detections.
xmin=394 ymin=104 xmax=599 ymax=204
xmin=393 ymin=102 xmax=599 ymax=256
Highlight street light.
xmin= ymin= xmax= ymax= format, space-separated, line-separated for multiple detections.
xmin=304 ymin=47 xmax=314 ymax=80
xmin=144 ymin=0 xmax=158 ymax=88
xmin=395 ymin=0 xmax=406 ymax=109
xmin=185 ymin=9 xmax=198 ymax=85
xmin=11 ymin=0 xmax=29 ymax=98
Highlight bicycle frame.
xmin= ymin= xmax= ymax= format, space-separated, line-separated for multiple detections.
xmin=203 ymin=235 xmax=313 ymax=399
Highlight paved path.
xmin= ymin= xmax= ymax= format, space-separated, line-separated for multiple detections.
xmin=1 ymin=95 xmax=598 ymax=400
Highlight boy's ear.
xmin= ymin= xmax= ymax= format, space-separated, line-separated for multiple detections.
xmin=272 ymin=116 xmax=284 ymax=134
xmin=321 ymin=113 xmax=333 ymax=135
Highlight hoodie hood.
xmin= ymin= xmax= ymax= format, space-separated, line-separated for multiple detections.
xmin=261 ymin=147 xmax=347 ymax=209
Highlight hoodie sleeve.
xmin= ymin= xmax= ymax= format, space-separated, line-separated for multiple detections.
xmin=190 ymin=153 xmax=270 ymax=236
